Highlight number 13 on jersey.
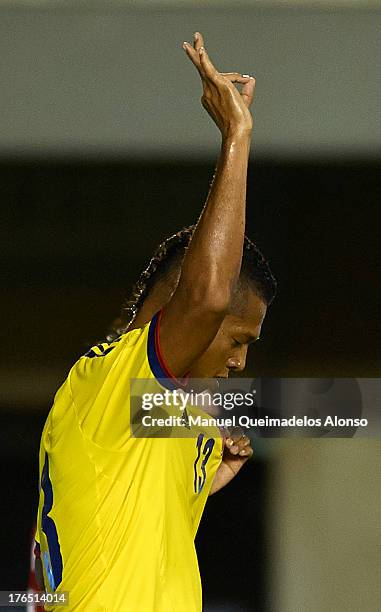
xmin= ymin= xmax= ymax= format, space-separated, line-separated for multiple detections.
xmin=193 ymin=433 xmax=215 ymax=494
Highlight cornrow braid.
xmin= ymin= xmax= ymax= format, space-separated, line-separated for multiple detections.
xmin=107 ymin=224 xmax=277 ymax=341
xmin=107 ymin=225 xmax=196 ymax=341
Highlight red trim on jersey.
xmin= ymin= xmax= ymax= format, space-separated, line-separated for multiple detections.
xmin=33 ymin=541 xmax=41 ymax=559
xmin=155 ymin=309 xmax=189 ymax=387
xmin=28 ymin=528 xmax=45 ymax=612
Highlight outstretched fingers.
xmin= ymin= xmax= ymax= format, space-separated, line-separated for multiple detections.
xmin=182 ymin=31 xmax=206 ymax=76
xmin=198 ymin=46 xmax=220 ymax=84
xmin=183 ymin=32 xmax=220 ymax=84
xmin=193 ymin=31 xmax=204 ymax=53
xmin=182 ymin=41 xmax=202 ymax=73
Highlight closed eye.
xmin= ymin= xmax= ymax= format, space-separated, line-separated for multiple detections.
xmin=233 ymin=335 xmax=261 ymax=348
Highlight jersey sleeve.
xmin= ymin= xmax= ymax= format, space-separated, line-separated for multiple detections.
xmin=67 ymin=321 xmax=148 ymax=447
xmin=66 ymin=312 xmax=188 ymax=448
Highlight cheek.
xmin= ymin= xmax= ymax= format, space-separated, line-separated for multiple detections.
xmin=195 ymin=333 xmax=230 ymax=367
xmin=205 ymin=331 xmax=231 ymax=361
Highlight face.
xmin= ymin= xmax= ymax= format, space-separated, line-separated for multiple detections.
xmin=188 ymin=289 xmax=267 ymax=379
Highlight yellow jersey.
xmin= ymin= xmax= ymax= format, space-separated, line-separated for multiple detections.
xmin=35 ymin=311 xmax=223 ymax=611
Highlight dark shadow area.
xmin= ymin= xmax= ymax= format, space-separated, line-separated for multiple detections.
xmin=1 ymin=157 xmax=380 ymax=377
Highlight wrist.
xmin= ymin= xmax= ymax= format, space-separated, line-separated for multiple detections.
xmin=222 ymin=126 xmax=252 ymax=145
xmin=221 ymin=130 xmax=252 ymax=157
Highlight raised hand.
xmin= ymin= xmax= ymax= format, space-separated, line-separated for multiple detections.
xmin=182 ymin=32 xmax=256 ymax=139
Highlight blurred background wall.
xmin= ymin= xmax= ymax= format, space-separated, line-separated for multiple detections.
xmin=1 ymin=2 xmax=380 ymax=611
xmin=268 ymin=440 xmax=381 ymax=612
xmin=1 ymin=2 xmax=381 ymax=159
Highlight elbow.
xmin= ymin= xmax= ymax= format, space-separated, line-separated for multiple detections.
xmin=187 ymin=285 xmax=231 ymax=317
xmin=204 ymin=293 xmax=231 ymax=316
xmin=178 ymin=263 xmax=235 ymax=316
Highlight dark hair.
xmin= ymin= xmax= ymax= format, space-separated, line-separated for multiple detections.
xmin=108 ymin=225 xmax=276 ymax=340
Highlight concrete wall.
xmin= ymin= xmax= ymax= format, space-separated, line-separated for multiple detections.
xmin=1 ymin=5 xmax=380 ymax=158
xmin=268 ymin=440 xmax=381 ymax=611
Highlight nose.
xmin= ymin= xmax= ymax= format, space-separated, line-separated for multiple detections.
xmin=227 ymin=348 xmax=247 ymax=372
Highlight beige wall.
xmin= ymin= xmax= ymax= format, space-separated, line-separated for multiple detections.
xmin=0 ymin=5 xmax=380 ymax=158
xmin=268 ymin=440 xmax=381 ymax=611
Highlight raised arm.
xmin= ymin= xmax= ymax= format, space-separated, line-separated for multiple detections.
xmin=160 ymin=32 xmax=255 ymax=377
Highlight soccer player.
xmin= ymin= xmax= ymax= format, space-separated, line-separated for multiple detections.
xmin=34 ymin=32 xmax=276 ymax=611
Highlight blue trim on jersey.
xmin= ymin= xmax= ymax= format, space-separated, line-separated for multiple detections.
xmin=41 ymin=453 xmax=63 ymax=591
xmin=147 ymin=312 xmax=178 ymax=390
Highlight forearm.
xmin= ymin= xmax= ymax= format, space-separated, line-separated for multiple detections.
xmin=179 ymin=129 xmax=252 ymax=307
xmin=209 ymin=460 xmax=238 ymax=495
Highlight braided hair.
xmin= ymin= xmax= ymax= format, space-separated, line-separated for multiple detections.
xmin=107 ymin=224 xmax=276 ymax=341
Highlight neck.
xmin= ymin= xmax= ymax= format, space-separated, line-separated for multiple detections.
xmin=129 ymin=297 xmax=162 ymax=330
xmin=129 ymin=277 xmax=178 ymax=330
xmin=129 ymin=303 xmax=156 ymax=329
